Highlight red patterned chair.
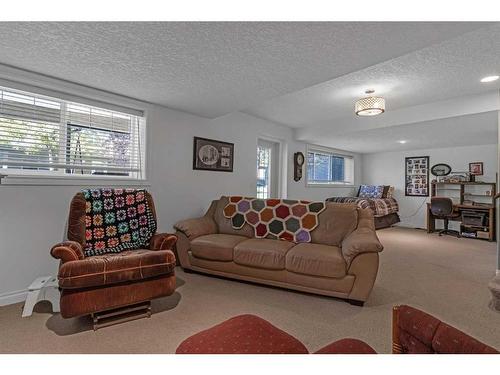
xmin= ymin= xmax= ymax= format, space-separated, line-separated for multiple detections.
xmin=175 ymin=314 xmax=376 ymax=354
xmin=392 ymin=305 xmax=498 ymax=354
xmin=176 ymin=306 xmax=499 ymax=354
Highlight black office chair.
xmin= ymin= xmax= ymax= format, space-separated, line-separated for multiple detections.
xmin=430 ymin=197 xmax=461 ymax=238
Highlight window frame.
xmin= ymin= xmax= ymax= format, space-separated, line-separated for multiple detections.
xmin=305 ymin=144 xmax=355 ymax=188
xmin=0 ymin=85 xmax=148 ymax=186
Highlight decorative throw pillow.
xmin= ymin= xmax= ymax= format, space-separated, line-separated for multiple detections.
xmin=358 ymin=185 xmax=385 ymax=199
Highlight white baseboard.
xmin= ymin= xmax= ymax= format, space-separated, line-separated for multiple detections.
xmin=394 ymin=223 xmax=426 ymax=230
xmin=0 ymin=289 xmax=27 ymax=306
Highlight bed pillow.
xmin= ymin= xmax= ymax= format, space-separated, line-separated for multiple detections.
xmin=358 ymin=185 xmax=385 ymax=199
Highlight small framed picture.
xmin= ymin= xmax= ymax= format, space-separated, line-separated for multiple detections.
xmin=193 ymin=137 xmax=234 ymax=172
xmin=469 ymin=162 xmax=483 ymax=176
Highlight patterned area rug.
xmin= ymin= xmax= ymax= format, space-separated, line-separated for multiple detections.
xmin=223 ymin=196 xmax=325 ymax=242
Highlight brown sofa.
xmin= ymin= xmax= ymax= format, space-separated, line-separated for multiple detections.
xmin=174 ymin=196 xmax=383 ymax=305
xmin=51 ymin=191 xmax=177 ymax=323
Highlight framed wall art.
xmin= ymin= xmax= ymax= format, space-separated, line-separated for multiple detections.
xmin=469 ymin=162 xmax=483 ymax=176
xmin=193 ymin=136 xmax=234 ymax=172
xmin=405 ymin=156 xmax=429 ymax=197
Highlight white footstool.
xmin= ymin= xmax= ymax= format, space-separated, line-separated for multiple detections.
xmin=22 ymin=276 xmax=60 ymax=317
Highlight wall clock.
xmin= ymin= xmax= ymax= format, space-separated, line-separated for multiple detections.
xmin=430 ymin=163 xmax=452 ymax=177
xmin=294 ymin=152 xmax=305 ymax=182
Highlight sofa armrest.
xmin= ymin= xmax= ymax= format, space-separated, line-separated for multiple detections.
xmin=149 ymin=233 xmax=178 ymax=250
xmin=342 ymin=228 xmax=383 ymax=266
xmin=50 ymin=241 xmax=84 ymax=263
xmin=174 ymin=216 xmax=217 ymax=240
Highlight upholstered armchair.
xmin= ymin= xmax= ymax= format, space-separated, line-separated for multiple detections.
xmin=392 ymin=305 xmax=498 ymax=354
xmin=50 ymin=190 xmax=177 ymax=326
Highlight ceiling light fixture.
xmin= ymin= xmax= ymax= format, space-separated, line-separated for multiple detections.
xmin=355 ymin=90 xmax=385 ymax=117
xmin=480 ymin=75 xmax=499 ymax=83
xmin=398 ymin=140 xmax=407 ymax=144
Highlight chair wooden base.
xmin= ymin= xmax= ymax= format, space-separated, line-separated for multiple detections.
xmin=91 ymin=301 xmax=151 ymax=331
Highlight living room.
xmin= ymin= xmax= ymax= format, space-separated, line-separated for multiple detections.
xmin=0 ymin=1 xmax=499 ymax=372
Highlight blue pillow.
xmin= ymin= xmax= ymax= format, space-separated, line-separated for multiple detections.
xmin=358 ymin=185 xmax=384 ymax=199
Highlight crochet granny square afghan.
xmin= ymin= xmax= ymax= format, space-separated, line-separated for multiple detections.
xmin=82 ymin=188 xmax=157 ymax=256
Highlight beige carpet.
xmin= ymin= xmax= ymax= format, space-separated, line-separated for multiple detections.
xmin=1 ymin=227 xmax=499 ymax=354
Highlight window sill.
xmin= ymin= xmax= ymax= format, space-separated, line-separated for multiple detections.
xmin=306 ymin=183 xmax=355 ymax=188
xmin=0 ymin=174 xmax=150 ymax=187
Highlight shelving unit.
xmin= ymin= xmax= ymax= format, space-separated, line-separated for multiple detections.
xmin=428 ymin=181 xmax=496 ymax=241
xmin=431 ymin=181 xmax=496 ymax=206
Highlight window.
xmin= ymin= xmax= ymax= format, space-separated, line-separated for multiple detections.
xmin=0 ymin=86 xmax=146 ymax=179
xmin=306 ymin=146 xmax=354 ymax=186
xmin=256 ymin=143 xmax=271 ymax=199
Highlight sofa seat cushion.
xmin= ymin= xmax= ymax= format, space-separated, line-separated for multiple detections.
xmin=234 ymin=238 xmax=295 ymax=270
xmin=285 ymin=243 xmax=346 ymax=278
xmin=191 ymin=234 xmax=247 ymax=262
xmin=176 ymin=314 xmax=308 ymax=354
xmin=58 ymin=249 xmax=176 ymax=289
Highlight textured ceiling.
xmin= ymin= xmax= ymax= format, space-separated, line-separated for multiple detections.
xmin=0 ymin=22 xmax=497 ymax=153
xmin=308 ymin=111 xmax=498 ymax=154
xmin=244 ymin=23 xmax=500 ymax=127
xmin=0 ymin=22 xmax=488 ymax=118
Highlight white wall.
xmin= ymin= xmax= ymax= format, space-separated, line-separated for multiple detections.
xmin=362 ymin=144 xmax=498 ymax=229
xmin=147 ymin=108 xmax=297 ymax=229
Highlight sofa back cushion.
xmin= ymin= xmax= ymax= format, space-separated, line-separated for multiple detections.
xmin=68 ymin=192 xmax=88 ymax=246
xmin=214 ymin=197 xmax=358 ymax=246
xmin=222 ymin=196 xmax=326 ymax=243
xmin=310 ymin=203 xmax=358 ymax=246
xmin=214 ymin=196 xmax=254 ymax=238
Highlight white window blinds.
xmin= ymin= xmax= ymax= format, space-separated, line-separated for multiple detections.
xmin=306 ymin=146 xmax=354 ymax=185
xmin=0 ymin=86 xmax=146 ymax=179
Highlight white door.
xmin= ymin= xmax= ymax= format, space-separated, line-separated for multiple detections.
xmin=257 ymin=139 xmax=280 ymax=199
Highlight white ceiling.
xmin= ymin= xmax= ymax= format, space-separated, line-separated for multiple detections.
xmin=244 ymin=24 xmax=500 ymax=127
xmin=301 ymin=111 xmax=498 ymax=154
xmin=0 ymin=22 xmax=488 ymax=118
xmin=0 ymin=22 xmax=498 ymax=153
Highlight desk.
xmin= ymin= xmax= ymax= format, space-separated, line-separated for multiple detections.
xmin=426 ymin=203 xmax=495 ymax=241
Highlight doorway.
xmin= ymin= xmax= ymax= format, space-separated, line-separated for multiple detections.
xmin=256 ymin=138 xmax=280 ymax=199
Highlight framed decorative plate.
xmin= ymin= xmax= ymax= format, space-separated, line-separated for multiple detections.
xmin=193 ymin=137 xmax=234 ymax=172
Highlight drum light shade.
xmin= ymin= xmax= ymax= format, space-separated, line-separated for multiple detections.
xmin=355 ymin=96 xmax=385 ymax=116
